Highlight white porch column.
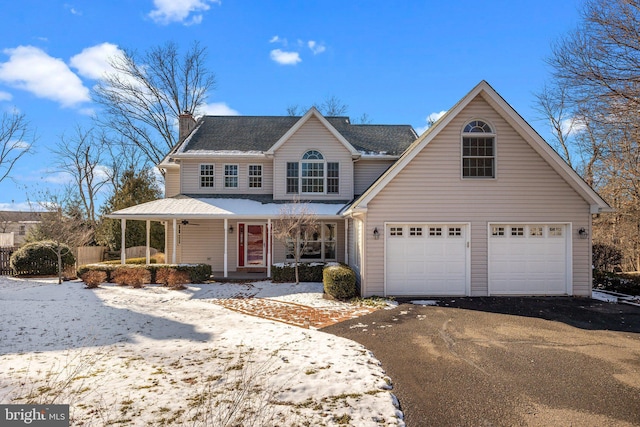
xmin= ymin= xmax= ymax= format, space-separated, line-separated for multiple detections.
xmin=172 ymin=218 xmax=177 ymax=264
xmin=267 ymin=219 xmax=272 ymax=278
xmin=344 ymin=218 xmax=349 ymax=265
xmin=120 ymin=219 xmax=126 ymax=264
xmin=145 ymin=220 xmax=151 ymax=265
xmin=224 ymin=218 xmax=228 ymax=278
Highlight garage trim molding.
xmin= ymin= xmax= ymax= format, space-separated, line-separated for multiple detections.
xmin=487 ymin=222 xmax=573 ymax=296
xmin=383 ymin=221 xmax=471 ymax=297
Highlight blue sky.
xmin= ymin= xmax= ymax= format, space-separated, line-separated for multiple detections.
xmin=0 ymin=0 xmax=583 ymax=211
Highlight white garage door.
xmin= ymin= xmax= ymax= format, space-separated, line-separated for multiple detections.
xmin=385 ymin=224 xmax=468 ymax=296
xmin=489 ymin=224 xmax=569 ymax=295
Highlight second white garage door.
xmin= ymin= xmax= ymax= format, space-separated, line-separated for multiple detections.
xmin=488 ymin=224 xmax=569 ymax=295
xmin=385 ymin=223 xmax=469 ymax=296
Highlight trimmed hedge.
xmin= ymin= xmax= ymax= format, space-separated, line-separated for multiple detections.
xmin=271 ymin=263 xmax=325 ymax=283
xmin=77 ymin=263 xmax=212 ymax=285
xmin=323 ymin=264 xmax=357 ymax=300
xmin=10 ymin=241 xmax=75 ymax=276
xmin=103 ymin=257 xmax=158 ymax=265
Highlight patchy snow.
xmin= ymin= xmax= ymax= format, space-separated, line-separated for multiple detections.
xmin=592 ymin=291 xmax=618 ymax=303
xmin=410 ymin=300 xmax=438 ymax=306
xmin=0 ymin=276 xmax=403 ymax=426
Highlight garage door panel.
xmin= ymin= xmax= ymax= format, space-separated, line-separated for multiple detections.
xmin=386 ymin=224 xmax=468 ymax=296
xmin=489 ymin=224 xmax=568 ymax=295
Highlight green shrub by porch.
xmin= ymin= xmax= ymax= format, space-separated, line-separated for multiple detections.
xmin=323 ymin=264 xmax=357 ymax=300
xmin=77 ymin=263 xmax=211 ymax=285
xmin=271 ymin=263 xmax=325 ymax=283
xmin=10 ymin=241 xmax=75 ymax=276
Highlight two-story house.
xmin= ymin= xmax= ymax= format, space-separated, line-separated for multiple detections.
xmin=109 ymin=81 xmax=611 ymax=297
xmin=0 ymin=211 xmax=41 ymax=247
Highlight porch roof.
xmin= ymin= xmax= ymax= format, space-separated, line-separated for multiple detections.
xmin=106 ymin=195 xmax=348 ymax=220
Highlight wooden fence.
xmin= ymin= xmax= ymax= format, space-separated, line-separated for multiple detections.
xmin=77 ymin=246 xmax=107 ymax=266
xmin=0 ymin=246 xmax=16 ymax=275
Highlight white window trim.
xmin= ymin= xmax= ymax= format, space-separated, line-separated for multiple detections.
xmin=224 ymin=164 xmax=239 ymax=188
xmin=199 ymin=163 xmax=215 ymax=188
xmin=248 ymin=164 xmax=263 ymax=189
xmin=287 ymin=150 xmax=340 ymax=196
xmin=461 ymin=119 xmax=497 ymax=180
xmin=285 ymin=221 xmax=338 ymax=262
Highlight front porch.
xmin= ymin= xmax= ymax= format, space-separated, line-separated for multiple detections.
xmin=211 ymin=270 xmax=269 ymax=282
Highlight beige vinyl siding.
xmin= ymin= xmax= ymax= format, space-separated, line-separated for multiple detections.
xmin=164 ymin=168 xmax=180 ymax=197
xmin=165 ymin=220 xmax=236 ymax=271
xmin=362 ymin=96 xmax=591 ymax=297
xmin=354 ymin=159 xmax=395 ymax=195
xmin=180 ymin=159 xmax=273 ymax=195
xmin=273 ymin=117 xmax=354 ymax=200
xmin=347 ymin=217 xmax=363 ymax=284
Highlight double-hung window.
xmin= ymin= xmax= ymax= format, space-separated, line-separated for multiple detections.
xmin=286 ymin=150 xmax=339 ymax=195
xmin=200 ymin=164 xmax=214 ymax=188
xmin=462 ymin=120 xmax=495 ymax=178
xmin=224 ymin=164 xmax=238 ymax=188
xmin=248 ymin=165 xmax=262 ymax=188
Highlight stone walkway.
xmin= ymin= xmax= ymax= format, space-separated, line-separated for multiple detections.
xmin=209 ymin=297 xmax=378 ymax=329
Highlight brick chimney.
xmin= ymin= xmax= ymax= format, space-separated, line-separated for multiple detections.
xmin=178 ymin=111 xmax=196 ymax=143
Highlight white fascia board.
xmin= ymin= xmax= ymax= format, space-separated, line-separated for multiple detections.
xmin=265 ymin=107 xmax=359 ymax=156
xmin=171 ymin=151 xmax=267 ymax=159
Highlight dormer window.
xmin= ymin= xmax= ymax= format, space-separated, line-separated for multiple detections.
xmin=462 ymin=120 xmax=495 ymax=178
xmin=286 ymin=150 xmax=339 ymax=194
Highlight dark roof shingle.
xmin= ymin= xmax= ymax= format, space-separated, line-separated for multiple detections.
xmin=181 ymin=115 xmax=416 ymax=156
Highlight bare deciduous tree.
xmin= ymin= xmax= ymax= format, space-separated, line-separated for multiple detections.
xmin=273 ymin=201 xmax=319 ymax=284
xmin=542 ymin=0 xmax=640 ymax=271
xmin=94 ymin=41 xmax=216 ymax=167
xmin=52 ymin=126 xmax=109 ymax=225
xmin=0 ymin=111 xmax=34 ymax=184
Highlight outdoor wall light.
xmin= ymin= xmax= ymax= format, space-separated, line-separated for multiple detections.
xmin=578 ymin=227 xmax=588 ymax=239
xmin=229 ymin=225 xmax=234 ymax=234
xmin=373 ymin=227 xmax=380 ymax=240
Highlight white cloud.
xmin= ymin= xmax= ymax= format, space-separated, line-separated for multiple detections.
xmin=64 ymin=4 xmax=82 ymax=15
xmin=148 ymin=0 xmax=220 ymax=25
xmin=560 ymin=117 xmax=586 ymax=136
xmin=270 ymin=49 xmax=302 ymax=66
xmin=0 ymin=91 xmax=12 ymax=101
xmin=0 ymin=46 xmax=90 ymax=108
xmin=198 ymin=102 xmax=239 ymax=116
xmin=269 ymin=35 xmax=282 ymax=44
xmin=415 ymin=110 xmax=447 ymax=135
xmin=70 ymin=43 xmax=122 ymax=80
xmin=0 ymin=201 xmax=39 ymax=211
xmin=308 ymin=41 xmax=326 ymax=55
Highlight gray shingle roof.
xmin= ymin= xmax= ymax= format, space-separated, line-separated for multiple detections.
xmin=181 ymin=116 xmax=417 ymax=156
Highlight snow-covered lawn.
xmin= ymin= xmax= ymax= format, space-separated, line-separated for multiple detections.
xmin=0 ymin=277 xmax=403 ymax=426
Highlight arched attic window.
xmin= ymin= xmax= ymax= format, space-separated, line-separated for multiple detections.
xmin=286 ymin=150 xmax=340 ymax=194
xmin=462 ymin=120 xmax=495 ymax=178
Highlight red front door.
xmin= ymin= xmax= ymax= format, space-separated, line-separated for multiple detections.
xmin=238 ymin=223 xmax=268 ymax=267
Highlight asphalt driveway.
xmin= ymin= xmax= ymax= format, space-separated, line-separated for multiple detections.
xmin=322 ymin=297 xmax=640 ymax=427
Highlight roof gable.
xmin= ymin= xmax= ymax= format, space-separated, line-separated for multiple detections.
xmin=347 ymin=80 xmax=611 ymax=214
xmin=266 ymin=108 xmax=360 ymax=156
